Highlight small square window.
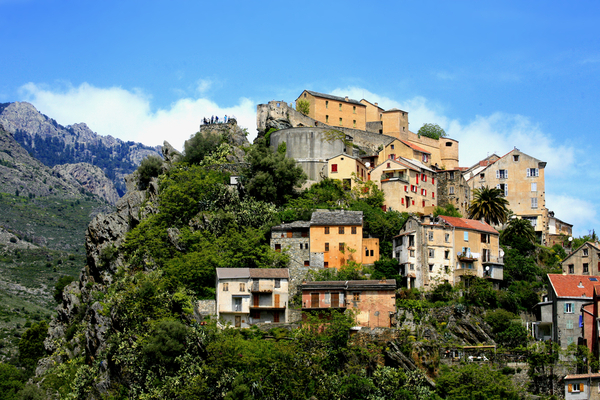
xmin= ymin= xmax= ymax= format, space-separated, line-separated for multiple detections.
xmin=339 ymin=243 xmax=345 ymax=252
xmin=223 ymin=283 xmax=229 ymax=291
xmin=240 ymin=283 xmax=245 ymax=291
xmin=429 ymin=264 xmax=434 ymax=272
xmin=513 ymin=155 xmax=519 ymax=161
xmin=353 ymin=292 xmax=360 ymax=301
xmin=304 ymin=261 xmax=310 ymax=266
xmin=339 ymin=227 xmax=345 ymax=234
xmin=565 ymin=303 xmax=574 ymax=313
xmin=274 ymin=279 xmax=281 ymax=288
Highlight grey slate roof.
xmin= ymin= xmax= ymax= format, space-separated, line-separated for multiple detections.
xmin=310 ymin=210 xmax=363 ymax=226
xmin=271 ymin=221 xmax=311 ymax=231
xmin=303 ymin=90 xmax=364 ymax=106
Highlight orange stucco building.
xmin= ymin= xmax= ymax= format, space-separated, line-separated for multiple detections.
xmin=296 ymin=90 xmax=367 ymax=130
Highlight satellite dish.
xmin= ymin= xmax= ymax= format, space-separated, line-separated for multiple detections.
xmin=365 ymin=162 xmax=371 ymax=168
xmin=568 ymin=237 xmax=573 ymax=242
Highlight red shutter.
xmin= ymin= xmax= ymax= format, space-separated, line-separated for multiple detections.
xmin=416 ymin=174 xmax=419 ymax=184
xmin=331 ymin=164 xmax=338 ymax=172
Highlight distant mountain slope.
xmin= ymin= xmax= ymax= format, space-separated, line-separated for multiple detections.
xmin=0 ymin=102 xmax=162 ymax=196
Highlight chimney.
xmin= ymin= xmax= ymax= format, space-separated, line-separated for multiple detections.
xmin=345 ymin=96 xmax=349 ymax=102
xmin=374 ymin=102 xmax=378 ymax=107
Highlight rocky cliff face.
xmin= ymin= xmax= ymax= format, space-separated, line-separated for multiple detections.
xmin=52 ymin=163 xmax=120 ymax=205
xmin=0 ymin=102 xmax=162 ymax=196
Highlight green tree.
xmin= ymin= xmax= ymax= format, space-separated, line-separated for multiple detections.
xmin=243 ymin=138 xmax=306 ymax=206
xmin=53 ymin=275 xmax=76 ymax=303
xmin=0 ymin=363 xmax=27 ymax=400
xmin=436 ymin=364 xmax=519 ymax=400
xmin=183 ymin=131 xmax=224 ymax=164
xmin=19 ymin=321 xmax=49 ymax=372
xmin=463 ymin=277 xmax=497 ymax=309
xmin=572 ymin=230 xmax=599 ymax=249
xmin=417 ymin=123 xmax=447 ymax=140
xmin=137 ymin=155 xmax=163 ymax=189
xmin=433 ymin=203 xmax=462 ymax=218
xmin=296 ymin=99 xmax=310 ymax=115
xmin=468 ymin=186 xmax=509 ymax=226
xmin=501 ymin=217 xmax=537 ymax=247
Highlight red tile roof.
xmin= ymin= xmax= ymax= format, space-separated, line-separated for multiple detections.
xmin=437 ymin=216 xmax=498 ymax=234
xmin=399 ymin=140 xmax=431 ymax=154
xmin=548 ymin=274 xmax=598 ymax=298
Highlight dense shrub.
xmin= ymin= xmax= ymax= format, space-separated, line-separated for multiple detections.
xmin=137 ymin=155 xmax=163 ymax=189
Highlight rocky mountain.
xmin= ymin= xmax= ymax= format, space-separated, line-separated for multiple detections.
xmin=52 ymin=163 xmax=119 ymax=205
xmin=0 ymin=102 xmax=162 ymax=196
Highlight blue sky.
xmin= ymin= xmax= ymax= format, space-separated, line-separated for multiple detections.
xmin=1 ymin=0 xmax=599 ymax=237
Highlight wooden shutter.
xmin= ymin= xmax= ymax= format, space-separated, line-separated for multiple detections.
xmin=274 ymin=294 xmax=280 ymax=308
xmin=568 ymin=384 xmax=572 ymax=392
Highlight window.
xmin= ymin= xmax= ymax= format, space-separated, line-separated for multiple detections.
xmin=531 ymin=197 xmax=538 ymax=209
xmin=325 ymin=100 xmax=329 ymax=109
xmin=299 ymin=243 xmax=303 ymax=250
xmin=370 ymin=250 xmax=374 ymax=257
xmin=353 ymin=292 xmax=360 ymax=301
xmin=445 ymin=233 xmax=450 ymax=243
xmin=432 ymin=192 xmax=435 ymax=199
xmin=353 ymin=106 xmax=356 ymax=114
xmin=421 ymin=189 xmax=427 ymax=196
xmin=274 ymin=279 xmax=281 ymax=288
xmin=412 ymin=200 xmax=415 ymax=205
xmin=324 ymin=227 xmax=330 ymax=234
xmin=583 ymin=248 xmax=589 ymax=256
xmin=584 ymin=263 xmax=589 ymax=273
xmin=445 ymin=250 xmax=450 ymax=259
xmin=404 ymin=185 xmax=408 ymax=192
xmin=339 ymin=117 xmax=343 ymax=126
xmin=275 ymin=244 xmax=281 ymax=252
xmin=428 ymin=231 xmax=434 ymax=241
xmin=480 ymin=173 xmax=485 ymax=180
xmin=429 ymin=264 xmax=434 ymax=272
xmin=351 ymin=226 xmax=357 ymax=234
xmin=422 ymin=173 xmax=427 ymax=182
xmin=240 ymin=283 xmax=245 ymax=291
xmin=513 ymin=155 xmax=519 ymax=161
xmin=325 ymin=243 xmax=329 ymax=252
xmin=423 ymin=154 xmax=428 ymax=163
xmin=339 ymin=227 xmax=345 ymax=234
xmin=566 ymin=320 xmax=574 ymax=330
xmin=481 ymin=233 xmax=490 ymax=243
xmin=416 ymin=174 xmax=419 ymax=184
xmin=449 ymin=186 xmax=455 ymax=195
xmin=324 ymin=261 xmax=329 ymax=268
xmin=251 ymin=310 xmax=260 ymax=319
xmin=431 ymin=177 xmax=435 ymax=184
xmin=331 ymin=164 xmax=338 ymax=173
xmin=304 ymin=261 xmax=310 ymax=266
xmin=568 ymin=383 xmax=583 ymax=393
xmin=365 ymin=248 xmax=369 ymax=256
xmin=339 ymin=243 xmax=345 ymax=252
xmin=326 ymin=115 xmax=329 ymax=123
xmin=565 ymin=302 xmax=574 ymax=313
xmin=422 ymin=200 xmax=426 ymax=207
xmin=497 ymin=169 xmax=508 ymax=179
xmin=410 ymin=250 xmax=415 ymax=257
xmin=429 ymin=248 xmax=435 ymax=257
xmin=531 ymin=182 xmax=537 ymax=192
xmin=464 ymin=232 xmax=469 ymax=241
xmin=391 ymin=144 xmax=395 ymax=150
xmin=569 ymin=264 xmax=574 ymax=274
xmin=411 ymin=185 xmax=417 ymax=193
xmin=339 ymin=103 xmax=342 ymax=111
xmin=449 ymin=171 xmax=455 ymax=180
xmin=527 ymin=168 xmax=539 ymax=177
xmin=353 ymin=120 xmax=356 ymax=128
xmin=223 ymin=283 xmax=229 ymax=291
xmin=497 ymin=183 xmax=508 ymax=196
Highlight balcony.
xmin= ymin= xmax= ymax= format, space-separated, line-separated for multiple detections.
xmin=380 ymin=173 xmax=409 ymax=184
xmin=457 ymin=252 xmax=478 ymax=262
xmin=251 ymin=281 xmax=274 ymax=293
xmin=454 ymin=266 xmax=478 ymax=278
xmin=249 ymin=303 xmax=286 ymax=310
xmin=482 ymin=255 xmax=504 ymax=265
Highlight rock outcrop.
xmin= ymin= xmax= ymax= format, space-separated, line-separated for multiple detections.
xmin=52 ymin=163 xmax=119 ymax=205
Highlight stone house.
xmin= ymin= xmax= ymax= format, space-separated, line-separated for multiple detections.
xmin=215 ymin=268 xmax=289 ymax=328
xmin=564 ymin=373 xmax=600 ymax=400
xmin=534 ymin=274 xmax=595 ymax=350
xmin=435 ymin=168 xmax=471 ymax=217
xmin=562 ymin=242 xmax=600 ymax=276
xmin=463 ymin=148 xmax=551 ymax=244
xmin=393 ymin=215 xmax=503 ymax=290
xmin=300 ymin=279 xmax=396 ymax=328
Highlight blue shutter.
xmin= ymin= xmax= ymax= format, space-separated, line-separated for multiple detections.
xmin=580 ymin=315 xmax=583 ymax=328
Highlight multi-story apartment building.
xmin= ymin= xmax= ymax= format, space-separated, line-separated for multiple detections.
xmin=547 ymin=211 xmax=574 ymax=248
xmin=562 ymin=242 xmax=600 ymax=276
xmin=464 ymin=148 xmax=549 ymax=243
xmin=393 ymin=215 xmax=503 ymax=290
xmin=296 ymin=90 xmax=367 ymax=130
xmin=301 ymin=279 xmax=396 ymax=328
xmin=370 ymin=157 xmax=437 ymax=214
xmin=533 ymin=274 xmax=595 ymax=350
xmin=215 ymin=268 xmax=290 ymax=328
xmin=309 ymin=210 xmax=379 ymax=270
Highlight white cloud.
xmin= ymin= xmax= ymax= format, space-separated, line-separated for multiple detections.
xmin=546 ymin=194 xmax=599 ymax=237
xmin=196 ymin=79 xmax=212 ymax=94
xmin=19 ymin=82 xmax=258 ymax=150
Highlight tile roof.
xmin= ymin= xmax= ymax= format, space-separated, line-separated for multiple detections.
xmin=565 ymin=373 xmax=600 ymax=380
xmin=301 ymin=90 xmax=364 ymax=106
xmin=249 ymin=268 xmax=289 ymax=279
xmin=437 ymin=215 xmax=498 ymax=234
xmin=216 ymin=268 xmax=289 ymax=279
xmin=547 ymin=274 xmax=598 ymax=298
xmin=301 ymin=279 xmax=396 ymax=290
xmin=399 ymin=139 xmax=431 ymax=154
xmin=310 ymin=210 xmax=363 ymax=226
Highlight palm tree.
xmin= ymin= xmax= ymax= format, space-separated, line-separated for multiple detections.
xmin=468 ymin=186 xmax=510 ymax=225
xmin=500 ymin=217 xmax=537 ymax=245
